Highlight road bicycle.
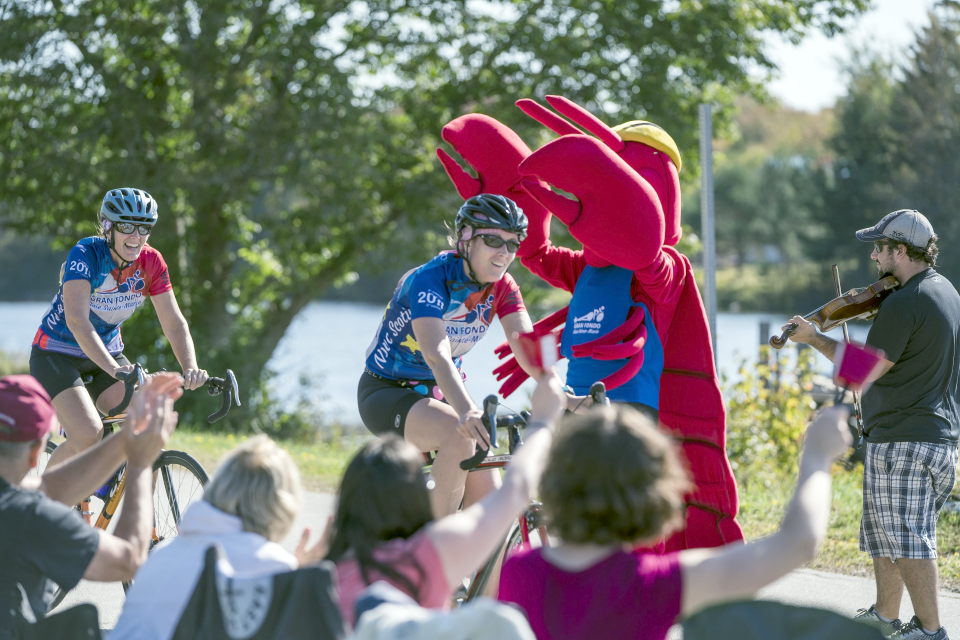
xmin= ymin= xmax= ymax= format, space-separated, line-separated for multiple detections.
xmin=33 ymin=363 xmax=240 ymax=608
xmin=449 ymin=382 xmax=607 ymax=602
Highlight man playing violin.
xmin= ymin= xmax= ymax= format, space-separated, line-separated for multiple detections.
xmin=785 ymin=209 xmax=958 ymax=640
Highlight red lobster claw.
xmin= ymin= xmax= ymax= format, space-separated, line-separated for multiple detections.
xmin=518 ymin=96 xmax=683 ymax=247
xmin=519 ymin=136 xmax=665 ymax=271
xmin=493 ymin=308 xmax=569 ymax=398
xmin=437 ymin=114 xmax=552 ymax=257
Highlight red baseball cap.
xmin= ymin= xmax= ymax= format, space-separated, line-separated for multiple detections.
xmin=0 ymin=375 xmax=57 ymax=442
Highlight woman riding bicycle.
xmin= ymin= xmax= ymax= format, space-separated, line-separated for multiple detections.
xmin=360 ymin=193 xmax=561 ymax=518
xmin=30 ymin=188 xmax=208 ymax=469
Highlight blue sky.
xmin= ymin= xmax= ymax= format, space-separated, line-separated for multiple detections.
xmin=767 ymin=0 xmax=938 ymax=112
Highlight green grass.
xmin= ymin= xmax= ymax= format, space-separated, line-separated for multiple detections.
xmin=738 ymin=465 xmax=960 ymax=591
xmin=166 ymin=428 xmax=368 ymax=492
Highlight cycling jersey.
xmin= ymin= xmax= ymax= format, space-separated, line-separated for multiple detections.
xmin=364 ymin=251 xmax=525 ymax=381
xmin=33 ymin=237 xmax=172 ymax=358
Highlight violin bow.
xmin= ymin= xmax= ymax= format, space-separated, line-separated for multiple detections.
xmin=832 ymin=264 xmax=865 ymax=448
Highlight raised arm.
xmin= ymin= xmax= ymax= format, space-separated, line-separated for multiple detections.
xmin=83 ymin=373 xmax=183 ymax=582
xmin=631 ymin=246 xmax=687 ymax=306
xmin=152 ymin=290 xmax=208 ymax=390
xmin=30 ymin=431 xmax=126 ymax=506
xmin=426 ymin=372 xmax=566 ymax=588
xmin=678 ymin=406 xmax=851 ymax=617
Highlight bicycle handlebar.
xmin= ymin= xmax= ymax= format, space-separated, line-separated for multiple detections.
xmin=105 ymin=365 xmax=241 ymax=424
xmin=107 ymin=364 xmax=146 ymax=417
xmin=204 ymin=369 xmax=241 ymax=424
xmin=457 ymin=382 xmax=609 ymax=471
xmin=459 ymin=395 xmax=533 ymax=471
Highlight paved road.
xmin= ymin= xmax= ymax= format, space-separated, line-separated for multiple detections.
xmin=61 ymin=490 xmax=960 ymax=635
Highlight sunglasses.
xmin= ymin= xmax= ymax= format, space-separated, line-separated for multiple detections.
xmin=113 ymin=222 xmax=154 ymax=236
xmin=873 ymin=240 xmax=894 ymax=253
xmin=476 ymin=234 xmax=520 ymax=253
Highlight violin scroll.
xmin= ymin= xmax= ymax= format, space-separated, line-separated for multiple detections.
xmin=769 ymin=324 xmax=798 ymax=349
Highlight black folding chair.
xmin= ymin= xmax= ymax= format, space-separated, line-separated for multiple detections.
xmin=172 ymin=546 xmax=347 ymax=640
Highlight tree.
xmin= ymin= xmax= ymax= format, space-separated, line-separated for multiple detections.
xmin=820 ymin=6 xmax=960 ymax=285
xmin=0 ymin=0 xmax=869 ymax=428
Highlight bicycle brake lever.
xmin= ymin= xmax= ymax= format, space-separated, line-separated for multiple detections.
xmin=459 ymin=395 xmax=499 ymax=471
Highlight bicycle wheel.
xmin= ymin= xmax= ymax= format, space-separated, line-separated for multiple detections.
xmin=152 ymin=450 xmax=208 ymax=545
xmin=466 ymin=522 xmax=524 ymax=602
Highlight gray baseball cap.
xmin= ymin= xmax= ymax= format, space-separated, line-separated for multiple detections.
xmin=856 ymin=209 xmax=935 ymax=248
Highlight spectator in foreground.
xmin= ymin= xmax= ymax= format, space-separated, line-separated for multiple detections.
xmin=110 ymin=435 xmax=329 ymax=640
xmin=0 ymin=372 xmax=183 ymax=635
xmin=498 ymin=403 xmax=852 ymax=640
xmin=327 ymin=371 xmax=567 ymax=626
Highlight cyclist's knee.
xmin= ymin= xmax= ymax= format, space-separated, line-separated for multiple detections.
xmin=439 ymin=426 xmax=477 ymax=456
xmin=65 ymin=420 xmax=104 ymax=448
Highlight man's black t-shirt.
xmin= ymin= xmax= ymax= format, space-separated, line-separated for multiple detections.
xmin=0 ymin=475 xmax=99 ymax=625
xmin=863 ymin=268 xmax=960 ymax=444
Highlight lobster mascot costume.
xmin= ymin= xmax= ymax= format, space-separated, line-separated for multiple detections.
xmin=436 ymin=95 xmax=743 ymax=550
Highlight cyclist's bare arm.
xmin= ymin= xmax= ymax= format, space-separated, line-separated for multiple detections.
xmin=501 ymin=310 xmax=592 ymax=413
xmin=83 ymin=374 xmax=183 ymax=582
xmin=22 ymin=432 xmax=127 ymax=506
xmin=411 ymin=317 xmax=489 ymax=446
xmin=427 ymin=372 xmax=566 ymax=588
xmin=678 ymin=407 xmax=850 ymax=618
xmin=63 ymin=280 xmax=127 ymax=377
xmin=152 ymin=291 xmax=207 ymax=390
xmin=500 ymin=311 xmax=538 ymax=377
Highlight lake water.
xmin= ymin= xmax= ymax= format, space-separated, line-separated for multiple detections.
xmin=0 ymin=301 xmax=869 ymax=426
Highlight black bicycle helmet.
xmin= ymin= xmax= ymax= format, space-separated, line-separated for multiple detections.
xmin=99 ymin=188 xmax=159 ymax=224
xmin=455 ymin=194 xmax=528 ymax=239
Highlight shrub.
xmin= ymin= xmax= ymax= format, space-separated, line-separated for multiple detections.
xmin=725 ymin=344 xmax=819 ymax=479
xmin=0 ymin=350 xmax=29 ymax=376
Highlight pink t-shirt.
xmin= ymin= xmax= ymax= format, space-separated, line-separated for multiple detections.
xmin=498 ymin=548 xmax=683 ymax=640
xmin=335 ymin=529 xmax=450 ymax=626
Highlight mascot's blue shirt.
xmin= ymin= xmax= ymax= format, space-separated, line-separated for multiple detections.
xmin=560 ymin=265 xmax=663 ymax=407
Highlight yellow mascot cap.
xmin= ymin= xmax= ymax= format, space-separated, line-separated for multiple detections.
xmin=612 ymin=121 xmax=682 ymax=173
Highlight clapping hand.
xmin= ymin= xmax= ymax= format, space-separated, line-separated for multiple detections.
xmin=295 ymin=515 xmax=334 ymax=567
xmin=124 ymin=372 xmax=184 ymax=467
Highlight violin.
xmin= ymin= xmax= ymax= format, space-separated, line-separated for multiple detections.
xmin=769 ymin=275 xmax=900 ymax=349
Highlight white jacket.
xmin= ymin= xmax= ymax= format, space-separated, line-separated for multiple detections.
xmin=108 ymin=500 xmax=297 ymax=640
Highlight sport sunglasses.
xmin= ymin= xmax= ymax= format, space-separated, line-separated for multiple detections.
xmin=113 ymin=222 xmax=154 ymax=235
xmin=476 ymin=234 xmax=521 ymax=253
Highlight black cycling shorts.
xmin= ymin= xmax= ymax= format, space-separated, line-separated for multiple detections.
xmin=358 ymin=369 xmax=443 ymax=437
xmin=29 ymin=346 xmax=130 ymax=402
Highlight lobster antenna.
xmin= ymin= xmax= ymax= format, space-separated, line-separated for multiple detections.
xmin=545 ymin=95 xmax=626 ymax=152
xmin=516 ymin=98 xmax=583 ymax=137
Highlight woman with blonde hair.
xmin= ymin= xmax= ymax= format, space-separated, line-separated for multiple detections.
xmin=110 ymin=435 xmax=327 ymax=640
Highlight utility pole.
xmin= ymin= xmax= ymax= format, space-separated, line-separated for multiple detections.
xmin=699 ymin=103 xmax=718 ymax=370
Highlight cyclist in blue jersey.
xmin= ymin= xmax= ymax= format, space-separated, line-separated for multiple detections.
xmin=360 ymin=194 xmax=581 ymax=519
xmin=30 ymin=188 xmax=208 ymax=469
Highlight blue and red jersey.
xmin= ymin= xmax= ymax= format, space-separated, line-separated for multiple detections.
xmin=365 ymin=251 xmax=525 ymax=381
xmin=33 ymin=237 xmax=173 ymax=358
